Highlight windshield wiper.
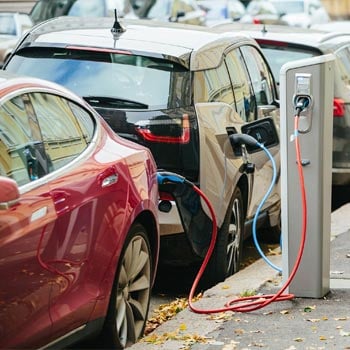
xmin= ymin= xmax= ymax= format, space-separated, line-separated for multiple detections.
xmin=82 ymin=96 xmax=148 ymax=109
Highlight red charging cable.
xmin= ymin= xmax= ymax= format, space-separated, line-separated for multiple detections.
xmin=189 ymin=115 xmax=307 ymax=313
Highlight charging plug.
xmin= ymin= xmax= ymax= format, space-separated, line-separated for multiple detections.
xmin=229 ymin=133 xmax=259 ymax=154
xmin=294 ymin=95 xmax=311 ymax=116
xmin=157 ymin=171 xmax=186 ymax=185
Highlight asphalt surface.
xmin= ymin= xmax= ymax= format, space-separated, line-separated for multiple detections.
xmin=129 ymin=203 xmax=350 ymax=350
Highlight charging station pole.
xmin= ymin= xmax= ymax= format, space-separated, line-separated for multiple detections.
xmin=280 ymin=55 xmax=335 ymax=298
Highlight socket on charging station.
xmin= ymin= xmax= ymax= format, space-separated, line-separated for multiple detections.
xmin=293 ymin=73 xmax=313 ymax=133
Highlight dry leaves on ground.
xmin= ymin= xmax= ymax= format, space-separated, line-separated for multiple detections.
xmin=144 ymin=293 xmax=202 ymax=335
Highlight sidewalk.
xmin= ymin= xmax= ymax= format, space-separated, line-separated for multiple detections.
xmin=130 ymin=203 xmax=350 ymax=350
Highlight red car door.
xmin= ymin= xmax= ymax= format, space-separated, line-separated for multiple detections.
xmin=27 ymin=91 xmax=129 ymax=341
xmin=0 ymin=182 xmax=57 ymax=348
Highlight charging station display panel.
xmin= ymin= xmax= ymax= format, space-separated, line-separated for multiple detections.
xmin=280 ymin=55 xmax=335 ymax=298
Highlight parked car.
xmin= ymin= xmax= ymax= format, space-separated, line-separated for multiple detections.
xmin=197 ymin=0 xmax=246 ymax=26
xmin=240 ymin=0 xmax=287 ymax=24
xmin=0 ymin=11 xmax=32 ymax=66
xmin=0 ymin=71 xmax=159 ymax=349
xmin=270 ymin=0 xmax=329 ymax=27
xmin=4 ymin=17 xmax=281 ymax=287
xmin=29 ymin=0 xmax=136 ymax=25
xmin=213 ymin=23 xmax=350 ymax=186
xmin=135 ymin=0 xmax=207 ymax=25
xmin=311 ymin=20 xmax=350 ymax=32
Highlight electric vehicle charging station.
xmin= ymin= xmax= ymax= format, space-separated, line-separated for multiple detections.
xmin=280 ymin=54 xmax=335 ymax=298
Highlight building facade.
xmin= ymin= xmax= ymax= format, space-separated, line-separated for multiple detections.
xmin=0 ymin=0 xmax=36 ymax=13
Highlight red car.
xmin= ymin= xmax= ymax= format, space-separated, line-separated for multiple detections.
xmin=0 ymin=72 xmax=159 ymax=349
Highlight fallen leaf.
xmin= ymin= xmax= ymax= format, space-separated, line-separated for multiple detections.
xmin=144 ymin=295 xmax=203 ymax=335
xmin=319 ymin=335 xmax=327 ymax=340
xmin=307 ymin=318 xmax=321 ymax=323
xmin=280 ymin=309 xmax=290 ymax=315
xmin=248 ymin=341 xmax=265 ymax=347
xmin=303 ymin=305 xmax=316 ymax=312
xmin=222 ymin=340 xmax=240 ymax=349
xmin=207 ymin=312 xmax=233 ymax=322
xmin=340 ymin=329 xmax=350 ymax=337
xmin=141 ymin=328 xmax=209 ymax=345
xmin=179 ymin=323 xmax=187 ymax=331
xmin=293 ymin=337 xmax=304 ymax=342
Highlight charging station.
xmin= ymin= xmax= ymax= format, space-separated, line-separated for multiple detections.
xmin=280 ymin=55 xmax=335 ymax=298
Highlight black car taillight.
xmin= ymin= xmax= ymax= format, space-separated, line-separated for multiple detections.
xmin=135 ymin=114 xmax=190 ymax=144
xmin=333 ymin=98 xmax=345 ymax=117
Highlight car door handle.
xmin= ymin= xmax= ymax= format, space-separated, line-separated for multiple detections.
xmin=99 ymin=167 xmax=119 ymax=188
xmin=101 ymin=174 xmax=118 ymax=188
xmin=52 ymin=190 xmax=71 ymax=216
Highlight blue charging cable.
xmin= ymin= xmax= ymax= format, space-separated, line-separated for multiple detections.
xmin=251 ymin=142 xmax=282 ymax=273
xmin=230 ymin=133 xmax=282 ymax=273
xmin=157 ymin=133 xmax=282 ymax=273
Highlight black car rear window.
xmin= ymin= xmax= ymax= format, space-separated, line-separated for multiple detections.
xmin=6 ymin=47 xmax=191 ymax=109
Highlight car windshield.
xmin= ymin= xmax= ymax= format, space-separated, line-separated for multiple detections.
xmin=0 ymin=14 xmax=16 ymax=35
xmin=6 ymin=47 xmax=190 ymax=109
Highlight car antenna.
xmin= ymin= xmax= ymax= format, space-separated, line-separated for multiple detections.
xmin=111 ymin=9 xmax=125 ymax=44
xmin=261 ymin=24 xmax=267 ymax=34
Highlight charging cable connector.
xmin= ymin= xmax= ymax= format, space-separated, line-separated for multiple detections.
xmin=294 ymin=96 xmax=311 ymax=117
xmin=157 ymin=171 xmax=186 ymax=185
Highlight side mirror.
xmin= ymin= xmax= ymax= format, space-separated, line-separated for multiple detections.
xmin=0 ymin=176 xmax=20 ymax=210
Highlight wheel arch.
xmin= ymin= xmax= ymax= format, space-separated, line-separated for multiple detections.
xmin=236 ymin=174 xmax=249 ymax=224
xmin=134 ymin=210 xmax=160 ymax=284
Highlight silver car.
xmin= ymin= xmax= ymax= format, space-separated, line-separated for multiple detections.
xmin=214 ymin=23 xmax=350 ymax=186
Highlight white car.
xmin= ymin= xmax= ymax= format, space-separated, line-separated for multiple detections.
xmin=311 ymin=20 xmax=350 ymax=32
xmin=270 ymin=0 xmax=329 ymax=27
xmin=29 ymin=0 xmax=137 ymax=24
xmin=0 ymin=12 xmax=32 ymax=67
xmin=197 ymin=0 xmax=246 ymax=26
